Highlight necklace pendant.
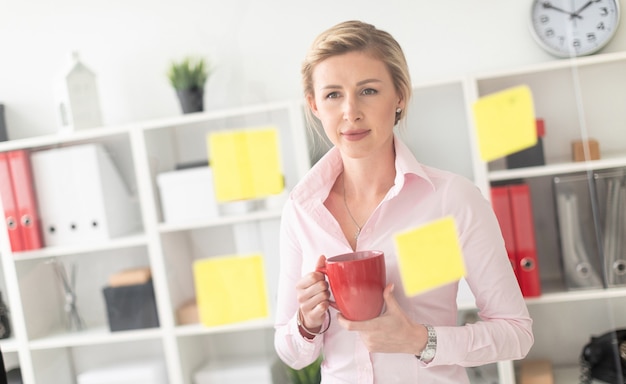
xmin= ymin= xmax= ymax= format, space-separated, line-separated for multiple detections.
xmin=354 ymin=228 xmax=360 ymax=240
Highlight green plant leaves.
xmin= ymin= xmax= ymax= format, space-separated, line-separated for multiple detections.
xmin=167 ymin=57 xmax=210 ymax=91
xmin=284 ymin=356 xmax=322 ymax=384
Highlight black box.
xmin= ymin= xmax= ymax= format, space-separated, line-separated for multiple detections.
xmin=102 ymin=280 xmax=159 ymax=332
xmin=0 ymin=104 xmax=8 ymax=142
xmin=506 ymin=118 xmax=545 ymax=169
xmin=6 ymin=367 xmax=22 ymax=384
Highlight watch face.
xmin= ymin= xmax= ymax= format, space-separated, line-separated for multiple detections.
xmin=421 ymin=348 xmax=436 ymax=361
xmin=530 ymin=0 xmax=621 ymax=57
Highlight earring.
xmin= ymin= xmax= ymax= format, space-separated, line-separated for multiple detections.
xmin=396 ymin=108 xmax=402 ymax=113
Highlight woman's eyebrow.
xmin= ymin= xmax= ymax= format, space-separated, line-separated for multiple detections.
xmin=356 ymin=78 xmax=382 ymax=86
xmin=319 ymin=78 xmax=382 ymax=91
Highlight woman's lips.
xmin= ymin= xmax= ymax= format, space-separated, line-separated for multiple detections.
xmin=342 ymin=130 xmax=370 ymax=141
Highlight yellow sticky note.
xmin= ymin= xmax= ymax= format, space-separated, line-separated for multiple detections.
xmin=208 ymin=127 xmax=284 ymax=202
xmin=394 ymin=216 xmax=466 ymax=296
xmin=473 ymin=85 xmax=537 ymax=162
xmin=193 ymin=254 xmax=269 ymax=326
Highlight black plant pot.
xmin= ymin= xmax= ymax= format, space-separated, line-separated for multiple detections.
xmin=176 ymin=87 xmax=204 ymax=114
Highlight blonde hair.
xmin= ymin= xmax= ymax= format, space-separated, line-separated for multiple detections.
xmin=302 ymin=20 xmax=412 ymax=129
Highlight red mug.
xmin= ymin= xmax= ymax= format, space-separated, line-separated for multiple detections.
xmin=316 ymin=250 xmax=386 ymax=321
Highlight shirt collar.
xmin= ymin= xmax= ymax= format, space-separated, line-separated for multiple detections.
xmin=290 ymin=134 xmax=435 ymax=206
xmin=392 ymin=134 xmax=435 ymax=192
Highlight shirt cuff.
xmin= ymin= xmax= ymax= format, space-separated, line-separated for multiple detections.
xmin=290 ymin=311 xmax=326 ymax=345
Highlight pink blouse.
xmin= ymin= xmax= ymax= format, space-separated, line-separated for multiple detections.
xmin=274 ymin=137 xmax=533 ymax=383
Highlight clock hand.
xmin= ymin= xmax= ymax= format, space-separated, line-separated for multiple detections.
xmin=542 ymin=1 xmax=583 ymax=19
xmin=571 ymin=0 xmax=600 ymax=18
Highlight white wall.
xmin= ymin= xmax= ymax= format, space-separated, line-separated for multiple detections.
xmin=1 ymin=0 xmax=625 ymax=140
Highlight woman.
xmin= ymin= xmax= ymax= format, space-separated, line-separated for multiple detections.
xmin=274 ymin=20 xmax=533 ymax=383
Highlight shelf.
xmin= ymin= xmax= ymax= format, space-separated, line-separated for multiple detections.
xmin=174 ymin=318 xmax=274 ymax=337
xmin=552 ymin=364 xmax=603 ymax=384
xmin=11 ymin=233 xmax=148 ymax=261
xmin=516 ymin=364 xmax=594 ymax=384
xmin=131 ymin=100 xmax=301 ymax=133
xmin=0 ymin=126 xmax=133 ymax=152
xmin=473 ymin=50 xmax=626 ymax=81
xmin=28 ymin=326 xmax=162 ymax=350
xmin=158 ymin=208 xmax=282 ymax=233
xmin=0 ymin=101 xmax=302 ymax=153
xmin=0 ymin=337 xmax=19 ymax=353
xmin=488 ymin=152 xmax=626 ymax=181
xmin=526 ymin=284 xmax=626 ymax=306
xmin=457 ymin=282 xmax=626 ymax=310
xmin=552 ymin=364 xmax=626 ymax=384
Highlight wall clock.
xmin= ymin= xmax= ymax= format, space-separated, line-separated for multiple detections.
xmin=530 ymin=0 xmax=621 ymax=58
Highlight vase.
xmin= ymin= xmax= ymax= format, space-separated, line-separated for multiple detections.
xmin=176 ymin=87 xmax=204 ymax=114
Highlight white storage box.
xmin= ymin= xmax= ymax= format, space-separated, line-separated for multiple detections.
xmin=193 ymin=356 xmax=288 ymax=384
xmin=77 ymin=358 xmax=167 ymax=384
xmin=157 ymin=166 xmax=219 ymax=224
xmin=30 ymin=144 xmax=141 ymax=246
xmin=218 ymin=199 xmax=258 ymax=216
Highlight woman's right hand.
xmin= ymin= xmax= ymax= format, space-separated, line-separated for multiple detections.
xmin=295 ymin=255 xmax=330 ymax=335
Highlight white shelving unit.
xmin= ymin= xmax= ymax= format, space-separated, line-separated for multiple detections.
xmin=466 ymin=51 xmax=626 ymax=384
xmin=0 ymin=100 xmax=311 ymax=384
xmin=405 ymin=50 xmax=626 ymax=384
xmin=0 ymin=51 xmax=625 ymax=383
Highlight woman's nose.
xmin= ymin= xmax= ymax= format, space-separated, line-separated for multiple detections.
xmin=342 ymin=97 xmax=362 ymax=122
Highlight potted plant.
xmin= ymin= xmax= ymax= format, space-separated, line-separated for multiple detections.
xmin=167 ymin=56 xmax=211 ymax=114
xmin=284 ymin=356 xmax=322 ymax=384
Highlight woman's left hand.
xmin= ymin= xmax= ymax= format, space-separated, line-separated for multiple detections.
xmin=336 ymin=284 xmax=427 ymax=355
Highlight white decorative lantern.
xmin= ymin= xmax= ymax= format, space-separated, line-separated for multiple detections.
xmin=56 ymin=52 xmax=103 ymax=132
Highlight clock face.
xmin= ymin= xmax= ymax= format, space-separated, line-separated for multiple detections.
xmin=530 ymin=0 xmax=621 ymax=57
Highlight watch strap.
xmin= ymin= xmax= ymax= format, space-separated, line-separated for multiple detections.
xmin=417 ymin=324 xmax=437 ymax=362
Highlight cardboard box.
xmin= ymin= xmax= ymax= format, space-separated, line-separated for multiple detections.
xmin=519 ymin=359 xmax=554 ymax=384
xmin=77 ymin=359 xmax=167 ymax=384
xmin=102 ymin=280 xmax=159 ymax=332
xmin=108 ymin=267 xmax=152 ymax=287
xmin=572 ymin=139 xmax=600 ymax=162
xmin=157 ymin=166 xmax=219 ymax=224
xmin=176 ymin=299 xmax=199 ymax=325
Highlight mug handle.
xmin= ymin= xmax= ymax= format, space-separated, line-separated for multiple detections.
xmin=315 ymin=263 xmax=339 ymax=311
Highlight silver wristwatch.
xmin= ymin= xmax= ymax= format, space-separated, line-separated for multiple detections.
xmin=418 ymin=324 xmax=437 ymax=362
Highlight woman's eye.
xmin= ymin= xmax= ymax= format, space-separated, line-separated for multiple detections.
xmin=325 ymin=92 xmax=339 ymax=99
xmin=362 ymin=88 xmax=377 ymax=95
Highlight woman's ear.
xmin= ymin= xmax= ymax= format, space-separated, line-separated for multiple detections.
xmin=394 ymin=98 xmax=406 ymax=125
xmin=397 ymin=98 xmax=405 ymax=112
xmin=306 ymin=95 xmax=320 ymax=118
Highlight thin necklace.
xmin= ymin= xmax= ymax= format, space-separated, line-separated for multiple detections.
xmin=342 ymin=174 xmax=362 ymax=240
